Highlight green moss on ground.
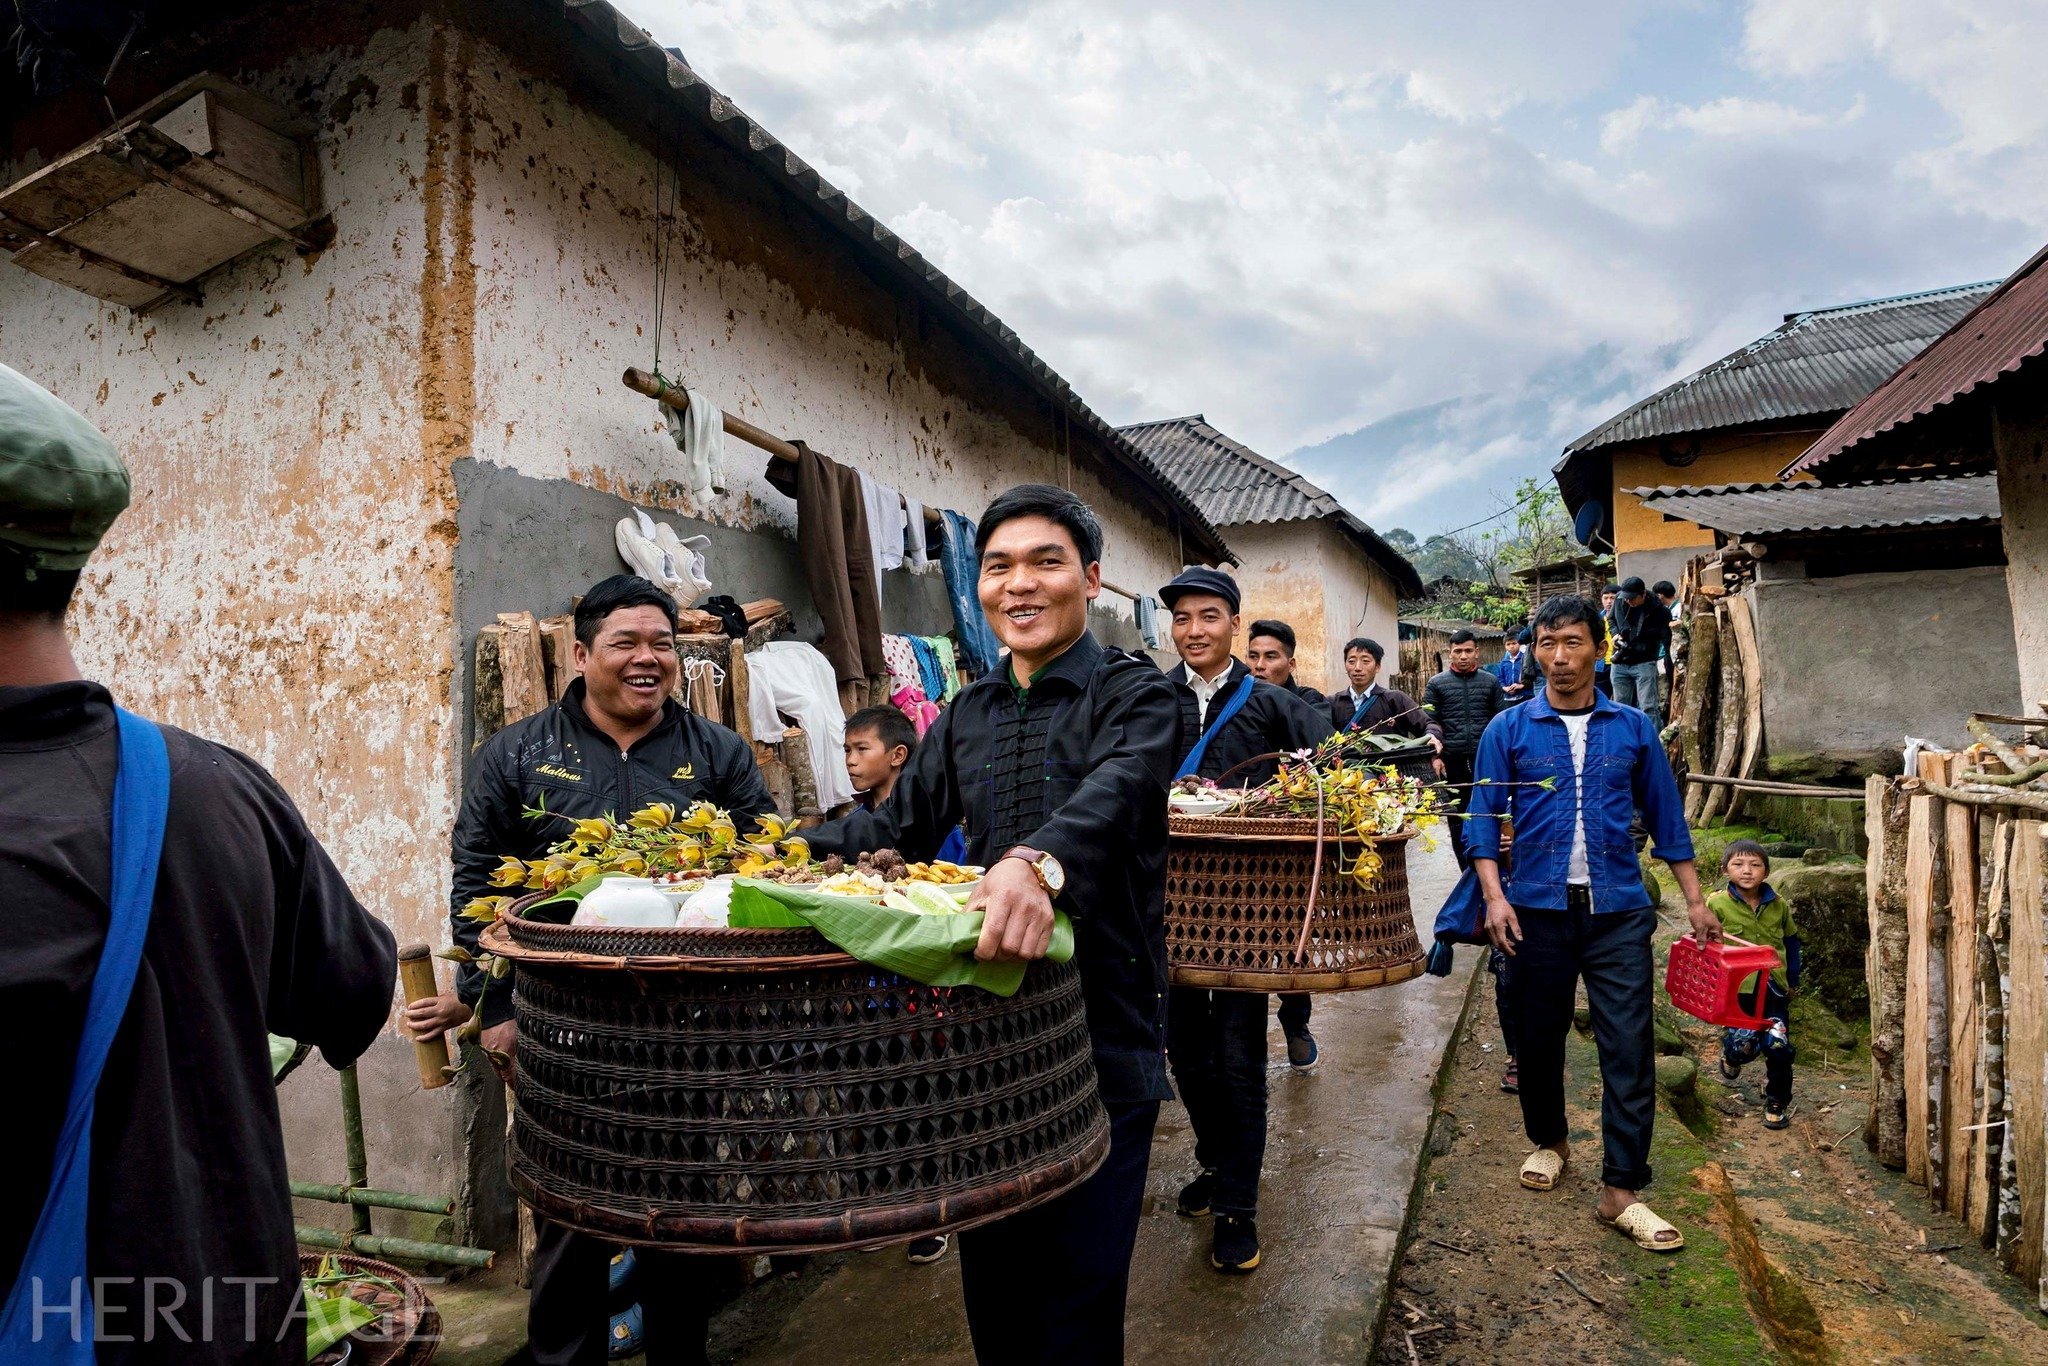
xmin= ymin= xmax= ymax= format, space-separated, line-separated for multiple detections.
xmin=1559 ymin=1028 xmax=1765 ymax=1361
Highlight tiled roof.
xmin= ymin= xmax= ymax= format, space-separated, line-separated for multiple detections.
xmin=1567 ymin=282 xmax=1999 ymax=455
xmin=1627 ymin=473 xmax=2000 ymax=538
xmin=1119 ymin=415 xmax=1422 ymax=595
xmin=1788 ymin=241 xmax=2048 ymax=478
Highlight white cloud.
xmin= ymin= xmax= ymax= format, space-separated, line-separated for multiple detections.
xmin=624 ymin=0 xmax=2042 ymax=535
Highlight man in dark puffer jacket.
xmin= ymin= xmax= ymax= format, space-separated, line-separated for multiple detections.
xmin=1424 ymin=629 xmax=1508 ymax=868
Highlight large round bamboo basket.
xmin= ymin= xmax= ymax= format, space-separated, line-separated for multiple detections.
xmin=1165 ymin=813 xmax=1424 ymax=992
xmin=297 ymin=1250 xmax=438 ymax=1366
xmin=480 ymin=895 xmax=1109 ymax=1253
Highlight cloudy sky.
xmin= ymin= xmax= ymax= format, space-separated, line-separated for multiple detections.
xmin=637 ymin=0 xmax=2046 ymax=538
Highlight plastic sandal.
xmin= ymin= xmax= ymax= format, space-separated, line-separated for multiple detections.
xmin=1519 ymin=1148 xmax=1566 ymax=1191
xmin=1602 ymin=1201 xmax=1685 ymax=1252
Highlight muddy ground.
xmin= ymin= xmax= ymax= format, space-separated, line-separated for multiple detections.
xmin=1377 ymin=910 xmax=2048 ymax=1364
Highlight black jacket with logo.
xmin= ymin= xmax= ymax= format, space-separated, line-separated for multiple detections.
xmin=805 ymin=633 xmax=1180 ymax=1104
xmin=450 ymin=679 xmax=774 ymax=1025
xmin=1169 ymin=658 xmax=1334 ymax=788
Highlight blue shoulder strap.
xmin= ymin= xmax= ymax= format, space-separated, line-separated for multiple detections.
xmin=1346 ymin=689 xmax=1375 ymax=731
xmin=0 ymin=708 xmax=170 ymax=1361
xmin=1176 ymin=673 xmax=1256 ymax=780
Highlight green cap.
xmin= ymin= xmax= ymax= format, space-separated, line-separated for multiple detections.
xmin=0 ymin=363 xmax=128 ymax=572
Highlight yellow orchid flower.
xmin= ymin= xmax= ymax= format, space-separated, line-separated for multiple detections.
xmin=460 ymin=895 xmax=508 ymax=923
xmin=571 ymin=817 xmax=615 ymax=845
xmin=490 ymin=855 xmax=530 ymax=888
xmin=629 ymin=802 xmax=676 ymax=831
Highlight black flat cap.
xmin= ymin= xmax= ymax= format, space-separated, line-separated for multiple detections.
xmin=1160 ymin=566 xmax=1241 ymax=613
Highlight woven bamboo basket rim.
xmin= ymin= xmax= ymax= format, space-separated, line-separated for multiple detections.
xmin=509 ymin=1118 xmax=1109 ymax=1253
xmin=485 ymin=892 xmax=858 ymax=973
xmin=296 ymin=1249 xmax=438 ymax=1366
xmin=1169 ymin=958 xmax=1426 ymax=992
xmin=1168 ymin=812 xmax=1423 ymax=844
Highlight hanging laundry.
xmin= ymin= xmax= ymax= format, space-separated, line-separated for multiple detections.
xmin=881 ymin=634 xmax=922 ymax=697
xmin=765 ymin=442 xmax=887 ymax=690
xmin=855 ymin=470 xmax=907 ymax=590
xmin=892 ymin=685 xmax=941 ymax=738
xmin=938 ymin=509 xmax=1002 ymax=675
xmin=745 ymin=641 xmax=855 ymax=811
xmin=904 ymin=495 xmax=935 ymax=572
xmin=905 ymin=635 xmax=946 ymax=704
xmin=1134 ymin=593 xmax=1164 ymax=650
xmin=662 ymin=388 xmax=728 ymax=503
xmin=925 ymin=635 xmax=962 ymax=700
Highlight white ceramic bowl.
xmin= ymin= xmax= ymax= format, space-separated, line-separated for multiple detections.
xmin=1169 ymin=792 xmax=1240 ymax=817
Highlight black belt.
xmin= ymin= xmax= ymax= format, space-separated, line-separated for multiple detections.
xmin=1567 ymin=884 xmax=1592 ymax=913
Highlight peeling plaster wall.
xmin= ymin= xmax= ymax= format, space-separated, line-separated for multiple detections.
xmin=0 ymin=22 xmax=475 ymax=1238
xmin=1219 ymin=521 xmax=1399 ymax=694
xmin=446 ymin=24 xmax=1189 ymax=652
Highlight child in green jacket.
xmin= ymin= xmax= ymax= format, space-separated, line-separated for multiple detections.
xmin=1709 ymin=840 xmax=1802 ymax=1129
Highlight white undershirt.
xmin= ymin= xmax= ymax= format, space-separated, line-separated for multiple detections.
xmin=1560 ymin=708 xmax=1593 ymax=885
xmin=1188 ymin=662 xmax=1234 ymax=725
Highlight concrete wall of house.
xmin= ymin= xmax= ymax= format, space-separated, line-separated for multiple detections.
xmin=0 ymin=4 xmax=1195 ymax=1253
xmin=1748 ymin=566 xmax=2022 ymax=762
xmin=1219 ymin=520 xmax=1398 ymax=693
xmin=1994 ymin=389 xmax=2048 ymax=709
xmin=1609 ymin=429 xmax=1818 ymax=586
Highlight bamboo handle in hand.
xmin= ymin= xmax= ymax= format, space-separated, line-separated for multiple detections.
xmin=398 ymin=943 xmax=453 ymax=1090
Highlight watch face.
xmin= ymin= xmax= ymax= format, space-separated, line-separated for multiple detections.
xmin=1039 ymin=855 xmax=1066 ymax=893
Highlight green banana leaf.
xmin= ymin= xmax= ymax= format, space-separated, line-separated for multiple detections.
xmin=303 ymin=1288 xmax=377 ymax=1359
xmin=728 ymin=880 xmax=1073 ymax=997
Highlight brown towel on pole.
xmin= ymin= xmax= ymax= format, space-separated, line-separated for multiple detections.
xmin=768 ymin=441 xmax=887 ymax=687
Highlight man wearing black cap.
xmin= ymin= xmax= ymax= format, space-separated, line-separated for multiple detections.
xmin=0 ymin=363 xmax=396 ymax=1361
xmin=1159 ymin=566 xmax=1331 ymax=1274
xmin=1608 ymin=577 xmax=1669 ymax=714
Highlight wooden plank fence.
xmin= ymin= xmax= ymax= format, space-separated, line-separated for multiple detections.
xmin=1867 ymin=751 xmax=2048 ymax=1310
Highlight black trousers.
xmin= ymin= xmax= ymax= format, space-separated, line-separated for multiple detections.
xmin=1507 ymin=895 xmax=1658 ymax=1190
xmin=1723 ymin=981 xmax=1795 ymax=1108
xmin=960 ymin=1099 xmax=1160 ymax=1365
xmin=1166 ymin=987 xmax=1267 ymax=1216
xmin=512 ymin=1219 xmax=731 ymax=1366
xmin=1488 ymin=946 xmax=1517 ymax=1059
xmin=1277 ymin=992 xmax=1311 ymax=1036
xmin=1442 ymin=752 xmax=1476 ymax=869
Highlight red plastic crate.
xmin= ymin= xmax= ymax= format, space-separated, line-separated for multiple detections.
xmin=1664 ymin=933 xmax=1780 ymax=1028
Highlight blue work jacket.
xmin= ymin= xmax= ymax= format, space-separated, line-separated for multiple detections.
xmin=1463 ymin=688 xmax=1692 ymax=913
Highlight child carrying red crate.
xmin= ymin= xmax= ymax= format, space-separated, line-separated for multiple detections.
xmin=1707 ymin=840 xmax=1802 ymax=1129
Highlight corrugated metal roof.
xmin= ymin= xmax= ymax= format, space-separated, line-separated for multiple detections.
xmin=1786 ymin=241 xmax=2048 ymax=477
xmin=1627 ymin=473 xmax=1999 ymax=537
xmin=1118 ymin=415 xmax=1422 ymax=596
xmin=544 ymin=1 xmax=1232 ymax=562
xmin=1567 ymin=282 xmax=1999 ymax=455
xmin=1400 ymin=617 xmax=1507 ymax=639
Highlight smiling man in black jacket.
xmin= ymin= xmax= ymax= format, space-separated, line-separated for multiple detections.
xmin=804 ymin=484 xmax=1179 ymax=1365
xmin=409 ymin=573 xmax=773 ymax=1366
xmin=1160 ymin=567 xmax=1332 ymax=1275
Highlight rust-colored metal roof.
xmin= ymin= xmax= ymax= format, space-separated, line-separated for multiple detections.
xmin=1786 ymin=240 xmax=2048 ymax=477
xmin=1120 ymin=415 xmax=1422 ymax=596
xmin=1626 ymin=473 xmax=1999 ymax=538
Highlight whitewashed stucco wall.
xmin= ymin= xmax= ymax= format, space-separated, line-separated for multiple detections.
xmin=1220 ymin=520 xmax=1399 ymax=694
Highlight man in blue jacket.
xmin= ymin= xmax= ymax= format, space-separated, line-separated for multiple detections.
xmin=1465 ymin=594 xmax=1716 ymax=1254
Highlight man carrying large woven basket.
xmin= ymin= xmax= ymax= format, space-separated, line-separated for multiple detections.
xmin=409 ymin=574 xmax=777 ymax=1366
xmin=1158 ymin=567 xmax=1333 ymax=1275
xmin=1465 ymin=593 xmax=1719 ymax=1255
xmin=804 ymin=485 xmax=1181 ymax=1365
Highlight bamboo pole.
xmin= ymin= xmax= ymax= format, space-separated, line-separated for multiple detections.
xmin=622 ymin=367 xmax=1149 ymax=602
xmin=397 ymin=945 xmax=452 ymax=1090
xmin=292 ymin=1224 xmax=495 ymax=1269
xmin=338 ymin=1065 xmax=374 ymax=1237
xmin=290 ymin=1181 xmax=453 ymax=1216
xmin=1684 ymin=773 xmax=1864 ymax=800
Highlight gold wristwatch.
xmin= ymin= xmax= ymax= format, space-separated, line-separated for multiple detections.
xmin=1004 ymin=846 xmax=1066 ymax=895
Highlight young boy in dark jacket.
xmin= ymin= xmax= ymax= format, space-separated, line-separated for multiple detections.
xmin=1709 ymin=840 xmax=1802 ymax=1129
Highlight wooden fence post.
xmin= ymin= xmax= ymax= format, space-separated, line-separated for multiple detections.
xmin=1904 ymin=792 xmax=1940 ymax=1188
xmin=1866 ymin=775 xmax=1911 ymax=1169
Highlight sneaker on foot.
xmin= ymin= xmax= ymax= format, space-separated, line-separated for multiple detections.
xmin=1763 ymin=1104 xmax=1790 ymax=1130
xmin=1286 ymin=1030 xmax=1320 ymax=1071
xmin=1176 ymin=1171 xmax=1216 ymax=1218
xmin=1718 ymin=1057 xmax=1742 ymax=1082
xmin=1210 ymin=1214 xmax=1261 ymax=1273
xmin=1500 ymin=1058 xmax=1519 ymax=1094
xmin=608 ymin=1248 xmax=637 ymax=1297
xmin=906 ymin=1234 xmax=949 ymax=1264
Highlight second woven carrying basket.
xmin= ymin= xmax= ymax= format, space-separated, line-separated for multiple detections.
xmin=1165 ymin=812 xmax=1424 ymax=992
xmin=481 ymin=897 xmax=1109 ymax=1254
